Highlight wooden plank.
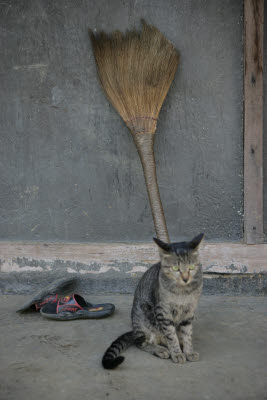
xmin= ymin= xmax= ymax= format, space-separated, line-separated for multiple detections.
xmin=244 ymin=0 xmax=264 ymax=244
xmin=0 ymin=241 xmax=266 ymax=274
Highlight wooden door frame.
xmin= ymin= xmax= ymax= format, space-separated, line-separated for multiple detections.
xmin=244 ymin=0 xmax=264 ymax=244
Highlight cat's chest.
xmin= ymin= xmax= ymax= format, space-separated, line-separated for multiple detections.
xmin=170 ymin=297 xmax=196 ymax=323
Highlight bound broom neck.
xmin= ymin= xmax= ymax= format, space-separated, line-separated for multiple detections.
xmin=131 ymin=131 xmax=170 ymax=243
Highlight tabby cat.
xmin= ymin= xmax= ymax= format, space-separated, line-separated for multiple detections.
xmin=102 ymin=233 xmax=204 ymax=369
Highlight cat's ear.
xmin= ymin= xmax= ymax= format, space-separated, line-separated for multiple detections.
xmin=188 ymin=233 xmax=204 ymax=251
xmin=153 ymin=237 xmax=171 ymax=253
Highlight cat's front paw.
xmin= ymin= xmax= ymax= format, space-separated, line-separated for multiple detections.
xmin=170 ymin=351 xmax=186 ymax=364
xmin=185 ymin=352 xmax=199 ymax=362
xmin=154 ymin=347 xmax=170 ymax=359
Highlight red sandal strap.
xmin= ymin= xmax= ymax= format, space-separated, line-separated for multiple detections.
xmin=35 ymin=294 xmax=58 ymax=311
xmin=56 ymin=294 xmax=83 ymax=314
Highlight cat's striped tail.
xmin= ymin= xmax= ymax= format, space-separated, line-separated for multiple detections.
xmin=102 ymin=331 xmax=145 ymax=369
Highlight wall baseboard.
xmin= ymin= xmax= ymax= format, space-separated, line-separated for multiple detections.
xmin=0 ymin=241 xmax=266 ymax=274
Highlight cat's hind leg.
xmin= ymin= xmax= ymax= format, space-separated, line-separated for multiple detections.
xmin=135 ymin=333 xmax=170 ymax=359
xmin=136 ymin=342 xmax=170 ymax=359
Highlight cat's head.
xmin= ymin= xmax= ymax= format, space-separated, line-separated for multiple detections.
xmin=153 ymin=233 xmax=204 ymax=286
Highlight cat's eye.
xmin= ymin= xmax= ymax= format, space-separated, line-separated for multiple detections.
xmin=172 ymin=266 xmax=180 ymax=271
xmin=189 ymin=264 xmax=195 ymax=270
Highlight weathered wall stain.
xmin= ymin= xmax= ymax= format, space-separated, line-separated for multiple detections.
xmin=0 ymin=270 xmax=266 ymax=296
xmin=13 ymin=64 xmax=48 ymax=70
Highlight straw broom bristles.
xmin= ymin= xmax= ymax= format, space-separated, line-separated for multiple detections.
xmin=90 ymin=20 xmax=179 ymax=135
xmin=89 ymin=20 xmax=179 ymax=242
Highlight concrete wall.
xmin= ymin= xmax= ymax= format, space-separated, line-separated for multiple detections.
xmin=0 ymin=0 xmax=244 ymax=243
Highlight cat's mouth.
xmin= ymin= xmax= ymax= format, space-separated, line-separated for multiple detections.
xmin=179 ymin=280 xmax=191 ymax=286
xmin=179 ymin=273 xmax=191 ymax=285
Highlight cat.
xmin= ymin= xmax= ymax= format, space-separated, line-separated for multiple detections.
xmin=102 ymin=233 xmax=204 ymax=369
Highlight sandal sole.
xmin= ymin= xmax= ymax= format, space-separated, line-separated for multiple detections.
xmin=40 ymin=304 xmax=115 ymax=320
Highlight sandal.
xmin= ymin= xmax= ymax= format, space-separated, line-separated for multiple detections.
xmin=16 ymin=276 xmax=78 ymax=313
xmin=40 ymin=294 xmax=115 ymax=320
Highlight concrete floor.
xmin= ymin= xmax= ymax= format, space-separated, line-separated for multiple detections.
xmin=0 ymin=295 xmax=266 ymax=400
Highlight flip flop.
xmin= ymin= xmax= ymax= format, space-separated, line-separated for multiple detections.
xmin=16 ymin=276 xmax=78 ymax=313
xmin=40 ymin=294 xmax=115 ymax=320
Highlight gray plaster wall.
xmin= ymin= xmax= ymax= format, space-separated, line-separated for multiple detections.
xmin=0 ymin=0 xmax=243 ymax=243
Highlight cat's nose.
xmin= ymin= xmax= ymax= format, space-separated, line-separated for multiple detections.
xmin=181 ymin=273 xmax=189 ymax=282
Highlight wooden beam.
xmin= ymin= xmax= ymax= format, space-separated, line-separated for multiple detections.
xmin=244 ymin=0 xmax=264 ymax=244
xmin=0 ymin=241 xmax=267 ymax=274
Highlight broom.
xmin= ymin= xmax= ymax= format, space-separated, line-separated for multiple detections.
xmin=89 ymin=20 xmax=179 ymax=242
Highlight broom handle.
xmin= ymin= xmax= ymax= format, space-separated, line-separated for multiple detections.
xmin=133 ymin=133 xmax=170 ymax=243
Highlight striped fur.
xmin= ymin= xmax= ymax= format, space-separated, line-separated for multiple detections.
xmin=102 ymin=331 xmax=144 ymax=369
xmin=102 ymin=234 xmax=204 ymax=369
